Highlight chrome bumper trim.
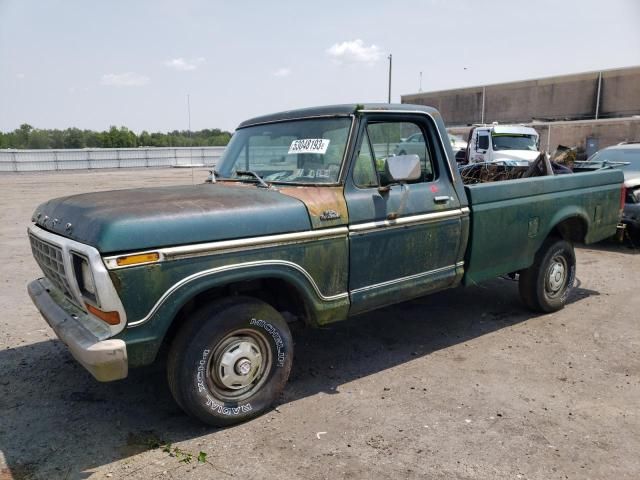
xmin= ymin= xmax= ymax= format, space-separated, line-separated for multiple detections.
xmin=28 ymin=278 xmax=128 ymax=382
xmin=349 ymin=209 xmax=466 ymax=234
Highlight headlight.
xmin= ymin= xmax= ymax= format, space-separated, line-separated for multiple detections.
xmin=81 ymin=259 xmax=96 ymax=295
xmin=72 ymin=253 xmax=98 ymax=304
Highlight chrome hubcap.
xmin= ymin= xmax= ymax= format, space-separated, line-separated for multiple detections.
xmin=216 ymin=339 xmax=263 ymax=390
xmin=236 ymin=358 xmax=252 ymax=376
xmin=546 ymin=256 xmax=567 ymax=296
xmin=206 ymin=329 xmax=272 ymax=401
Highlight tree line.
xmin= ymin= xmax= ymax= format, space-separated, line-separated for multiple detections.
xmin=0 ymin=124 xmax=232 ymax=149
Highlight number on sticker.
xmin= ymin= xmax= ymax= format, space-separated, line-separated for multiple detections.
xmin=288 ymin=139 xmax=330 ymax=155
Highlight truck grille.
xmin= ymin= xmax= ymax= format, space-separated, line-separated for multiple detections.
xmin=29 ymin=233 xmax=75 ymax=301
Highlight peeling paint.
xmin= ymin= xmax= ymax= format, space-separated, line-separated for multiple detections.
xmin=279 ymin=186 xmax=349 ymax=228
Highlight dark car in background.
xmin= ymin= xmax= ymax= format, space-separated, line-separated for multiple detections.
xmin=581 ymin=143 xmax=640 ymax=237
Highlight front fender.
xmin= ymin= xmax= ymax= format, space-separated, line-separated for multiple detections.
xmin=115 ymin=260 xmax=350 ymax=366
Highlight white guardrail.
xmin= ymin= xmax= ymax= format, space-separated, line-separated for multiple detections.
xmin=0 ymin=144 xmax=402 ymax=173
xmin=0 ymin=147 xmax=226 ymax=172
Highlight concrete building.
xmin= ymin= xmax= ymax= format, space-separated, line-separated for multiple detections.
xmin=403 ymin=66 xmax=640 ymax=156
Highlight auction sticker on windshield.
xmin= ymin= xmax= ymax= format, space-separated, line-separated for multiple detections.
xmin=288 ymin=139 xmax=330 ymax=155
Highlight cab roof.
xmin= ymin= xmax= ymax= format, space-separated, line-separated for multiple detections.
xmin=601 ymin=142 xmax=640 ymax=150
xmin=238 ymin=103 xmax=441 ymax=128
xmin=475 ymin=125 xmax=539 ymax=136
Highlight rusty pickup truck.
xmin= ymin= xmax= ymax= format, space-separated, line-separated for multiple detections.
xmin=27 ymin=104 xmax=624 ymax=425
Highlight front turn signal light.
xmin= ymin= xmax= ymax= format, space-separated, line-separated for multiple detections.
xmin=115 ymin=252 xmax=160 ymax=267
xmin=86 ymin=303 xmax=121 ymax=325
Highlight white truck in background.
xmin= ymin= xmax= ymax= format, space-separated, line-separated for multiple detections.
xmin=465 ymin=124 xmax=540 ymax=165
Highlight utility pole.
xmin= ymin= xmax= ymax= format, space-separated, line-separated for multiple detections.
xmin=187 ymin=93 xmax=193 ymax=181
xmin=387 ymin=54 xmax=392 ymax=103
xmin=481 ymin=86 xmax=486 ymax=124
xmin=187 ymin=94 xmax=192 ymax=134
xmin=419 ymin=71 xmax=423 ymax=92
xmin=595 ymin=71 xmax=602 ymax=120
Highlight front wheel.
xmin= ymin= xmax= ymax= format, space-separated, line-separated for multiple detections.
xmin=518 ymin=237 xmax=576 ymax=313
xmin=167 ymin=296 xmax=293 ymax=426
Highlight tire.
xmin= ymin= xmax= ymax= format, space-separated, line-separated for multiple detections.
xmin=167 ymin=296 xmax=293 ymax=426
xmin=518 ymin=237 xmax=576 ymax=313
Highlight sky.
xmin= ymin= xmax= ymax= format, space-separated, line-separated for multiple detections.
xmin=1 ymin=0 xmax=639 ymax=133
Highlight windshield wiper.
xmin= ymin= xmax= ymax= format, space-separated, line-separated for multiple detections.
xmin=235 ymin=170 xmax=270 ymax=188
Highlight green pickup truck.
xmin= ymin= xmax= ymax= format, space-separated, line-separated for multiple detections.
xmin=27 ymin=104 xmax=623 ymax=426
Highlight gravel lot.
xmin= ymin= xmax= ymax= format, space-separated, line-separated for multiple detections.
xmin=1 ymin=168 xmax=639 ymax=480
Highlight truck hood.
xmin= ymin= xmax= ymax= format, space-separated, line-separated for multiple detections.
xmin=622 ymin=169 xmax=640 ymax=188
xmin=31 ymin=183 xmax=312 ymax=253
xmin=491 ymin=150 xmax=540 ymax=163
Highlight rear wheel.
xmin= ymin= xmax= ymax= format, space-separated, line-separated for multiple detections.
xmin=519 ymin=237 xmax=576 ymax=313
xmin=167 ymin=296 xmax=293 ymax=426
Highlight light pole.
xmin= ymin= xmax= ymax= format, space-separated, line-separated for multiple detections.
xmin=187 ymin=94 xmax=193 ymax=180
xmin=387 ymin=54 xmax=392 ymax=103
xmin=187 ymin=94 xmax=191 ymax=136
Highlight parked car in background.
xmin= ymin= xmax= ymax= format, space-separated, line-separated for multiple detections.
xmin=465 ymin=124 xmax=540 ymax=165
xmin=449 ymin=133 xmax=467 ymax=151
xmin=394 ymin=132 xmax=427 ymax=158
xmin=448 ymin=133 xmax=468 ymax=164
xmin=578 ymin=143 xmax=640 ymax=236
xmin=394 ymin=131 xmax=468 ymax=160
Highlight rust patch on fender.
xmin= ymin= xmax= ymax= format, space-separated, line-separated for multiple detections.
xmin=278 ymin=186 xmax=348 ymax=229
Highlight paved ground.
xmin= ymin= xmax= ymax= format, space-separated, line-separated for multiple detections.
xmin=0 ymin=168 xmax=639 ymax=480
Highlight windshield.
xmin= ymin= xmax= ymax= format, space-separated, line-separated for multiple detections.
xmin=588 ymin=148 xmax=640 ymax=170
xmin=491 ymin=134 xmax=538 ymax=151
xmin=216 ymin=117 xmax=352 ymax=184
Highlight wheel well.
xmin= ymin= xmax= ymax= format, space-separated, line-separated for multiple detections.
xmin=550 ymin=216 xmax=587 ymax=244
xmin=159 ymin=278 xmax=310 ymax=358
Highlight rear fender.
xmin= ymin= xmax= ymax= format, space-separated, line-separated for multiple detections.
xmin=545 ymin=208 xmax=591 ymax=244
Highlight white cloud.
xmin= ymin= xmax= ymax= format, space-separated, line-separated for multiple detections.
xmin=101 ymin=72 xmax=150 ymax=87
xmin=273 ymin=67 xmax=292 ymax=77
xmin=326 ymin=39 xmax=382 ymax=65
xmin=164 ymin=57 xmax=205 ymax=71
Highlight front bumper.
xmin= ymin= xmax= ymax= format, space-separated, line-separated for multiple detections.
xmin=622 ymin=218 xmax=640 ymax=231
xmin=622 ymin=204 xmax=640 ymax=231
xmin=28 ymin=278 xmax=128 ymax=381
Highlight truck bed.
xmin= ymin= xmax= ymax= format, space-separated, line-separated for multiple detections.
xmin=462 ymin=169 xmax=623 ymax=285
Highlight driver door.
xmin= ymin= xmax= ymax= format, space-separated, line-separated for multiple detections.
xmin=345 ymin=115 xmax=464 ymax=315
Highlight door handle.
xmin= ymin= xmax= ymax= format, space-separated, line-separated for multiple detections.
xmin=433 ymin=196 xmax=450 ymax=204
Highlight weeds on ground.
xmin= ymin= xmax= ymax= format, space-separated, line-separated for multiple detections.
xmin=143 ymin=435 xmax=207 ymax=464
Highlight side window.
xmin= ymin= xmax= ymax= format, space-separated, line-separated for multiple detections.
xmin=366 ymin=121 xmax=434 ymax=183
xmin=477 ymin=133 xmax=489 ymax=150
xmin=353 ymin=130 xmax=378 ymax=188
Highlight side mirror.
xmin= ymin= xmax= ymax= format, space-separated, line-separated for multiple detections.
xmin=384 ymin=154 xmax=421 ymax=183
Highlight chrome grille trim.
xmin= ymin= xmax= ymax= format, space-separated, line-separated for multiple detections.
xmin=29 ymin=233 xmax=75 ymax=301
xmin=28 ymin=224 xmax=127 ymax=335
